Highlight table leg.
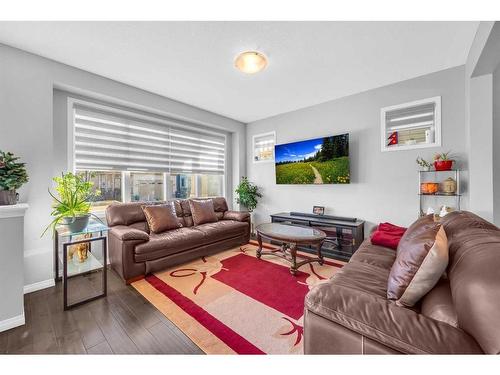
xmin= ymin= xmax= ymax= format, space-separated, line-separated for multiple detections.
xmin=257 ymin=232 xmax=262 ymax=259
xmin=290 ymin=244 xmax=297 ymax=275
xmin=54 ymin=229 xmax=59 ymax=282
xmin=317 ymin=241 xmax=324 ymax=265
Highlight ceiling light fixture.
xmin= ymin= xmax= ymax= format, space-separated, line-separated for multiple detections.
xmin=234 ymin=51 xmax=268 ymax=74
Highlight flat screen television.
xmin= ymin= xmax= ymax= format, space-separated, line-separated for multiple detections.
xmin=275 ymin=133 xmax=350 ymax=184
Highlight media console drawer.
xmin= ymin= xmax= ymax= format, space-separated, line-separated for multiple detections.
xmin=270 ymin=212 xmax=365 ymax=261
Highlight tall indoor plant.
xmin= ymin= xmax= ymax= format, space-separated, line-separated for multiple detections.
xmin=43 ymin=172 xmax=101 ymax=235
xmin=0 ymin=150 xmax=29 ymax=205
xmin=235 ymin=177 xmax=262 ymax=212
xmin=235 ymin=177 xmax=262 ymax=235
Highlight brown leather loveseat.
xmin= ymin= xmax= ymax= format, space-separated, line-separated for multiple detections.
xmin=304 ymin=211 xmax=500 ymax=354
xmin=106 ymin=197 xmax=250 ymax=283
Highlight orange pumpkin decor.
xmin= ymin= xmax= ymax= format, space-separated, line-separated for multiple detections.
xmin=420 ymin=182 xmax=439 ymax=195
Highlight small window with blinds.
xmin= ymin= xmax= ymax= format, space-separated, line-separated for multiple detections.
xmin=71 ymin=102 xmax=226 ymax=207
xmin=253 ymin=131 xmax=275 ymax=163
xmin=380 ymin=96 xmax=441 ymax=152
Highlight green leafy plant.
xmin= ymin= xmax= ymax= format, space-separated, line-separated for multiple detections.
xmin=434 ymin=151 xmax=453 ymax=161
xmin=416 ymin=156 xmax=432 ymax=169
xmin=42 ymin=172 xmax=101 ymax=236
xmin=235 ymin=177 xmax=262 ymax=212
xmin=0 ymin=150 xmax=29 ymax=191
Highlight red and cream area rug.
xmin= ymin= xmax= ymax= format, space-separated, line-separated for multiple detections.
xmin=132 ymin=241 xmax=344 ymax=354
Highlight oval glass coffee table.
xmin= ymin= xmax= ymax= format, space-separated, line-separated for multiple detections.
xmin=255 ymin=223 xmax=327 ymax=275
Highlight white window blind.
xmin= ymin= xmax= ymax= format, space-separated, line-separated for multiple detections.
xmin=73 ymin=105 xmax=226 ymax=175
xmin=381 ymin=96 xmax=441 ymax=151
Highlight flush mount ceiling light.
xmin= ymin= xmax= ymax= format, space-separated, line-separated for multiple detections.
xmin=234 ymin=51 xmax=268 ymax=74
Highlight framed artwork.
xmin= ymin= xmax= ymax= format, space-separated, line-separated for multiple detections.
xmin=313 ymin=206 xmax=325 ymax=215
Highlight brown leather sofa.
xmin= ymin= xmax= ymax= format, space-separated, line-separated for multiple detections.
xmin=304 ymin=211 xmax=500 ymax=354
xmin=106 ymin=197 xmax=250 ymax=283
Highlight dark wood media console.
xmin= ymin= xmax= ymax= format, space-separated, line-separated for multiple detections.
xmin=270 ymin=212 xmax=365 ymax=261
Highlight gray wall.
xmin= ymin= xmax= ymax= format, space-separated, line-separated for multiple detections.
xmin=465 ymin=21 xmax=500 ymax=224
xmin=494 ymin=65 xmax=500 ymax=225
xmin=246 ymin=66 xmax=467 ymax=231
xmin=0 ymin=43 xmax=245 ymax=288
xmin=0 ymin=215 xmax=24 ymax=326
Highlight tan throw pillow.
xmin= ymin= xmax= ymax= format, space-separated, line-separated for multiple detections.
xmin=396 ymin=214 xmax=436 ymax=255
xmin=387 ymin=224 xmax=449 ymax=307
xmin=142 ymin=203 xmax=182 ymax=234
xmin=189 ymin=199 xmax=218 ymax=226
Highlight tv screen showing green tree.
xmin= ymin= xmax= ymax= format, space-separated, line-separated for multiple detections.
xmin=275 ymin=133 xmax=350 ymax=184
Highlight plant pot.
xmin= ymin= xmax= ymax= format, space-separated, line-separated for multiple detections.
xmin=0 ymin=190 xmax=19 ymax=205
xmin=61 ymin=214 xmax=90 ymax=233
xmin=434 ymin=160 xmax=453 ymax=171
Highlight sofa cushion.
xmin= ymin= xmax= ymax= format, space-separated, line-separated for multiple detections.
xmin=142 ymin=202 xmax=182 ymax=234
xmin=223 ymin=210 xmax=250 ymax=222
xmin=134 ymin=227 xmax=206 ymax=262
xmin=179 ymin=200 xmax=194 ymax=227
xmin=396 ymin=214 xmax=436 ymax=255
xmin=440 ymin=211 xmax=500 ymax=354
xmin=189 ymin=199 xmax=218 ymax=226
xmin=212 ymin=197 xmax=229 ymax=212
xmin=305 ymin=280 xmax=482 ymax=354
xmin=194 ymin=220 xmax=249 ymax=243
xmin=421 ymin=278 xmax=458 ymax=328
xmin=387 ymin=224 xmax=449 ymax=307
xmin=349 ymin=240 xmax=397 ymax=270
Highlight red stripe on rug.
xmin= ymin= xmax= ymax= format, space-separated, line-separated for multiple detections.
xmin=145 ymin=274 xmax=265 ymax=355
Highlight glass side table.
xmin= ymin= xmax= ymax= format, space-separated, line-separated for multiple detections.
xmin=53 ymin=220 xmax=109 ymax=310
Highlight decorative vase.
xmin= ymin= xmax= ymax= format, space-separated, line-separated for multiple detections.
xmin=62 ymin=214 xmax=90 ymax=233
xmin=0 ymin=190 xmax=18 ymax=205
xmin=434 ymin=160 xmax=453 ymax=171
xmin=420 ymin=182 xmax=439 ymax=194
xmin=440 ymin=177 xmax=457 ymax=195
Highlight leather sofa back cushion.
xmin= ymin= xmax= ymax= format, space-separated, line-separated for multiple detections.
xmin=440 ymin=211 xmax=500 ymax=354
xmin=421 ymin=278 xmax=458 ymax=328
xmin=387 ymin=224 xmax=449 ymax=307
xmin=142 ymin=203 xmax=182 ymax=234
xmin=189 ymin=199 xmax=218 ymax=226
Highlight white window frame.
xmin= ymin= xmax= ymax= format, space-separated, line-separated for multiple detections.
xmin=380 ymin=96 xmax=441 ymax=152
xmin=252 ymin=131 xmax=276 ymax=163
xmin=67 ymin=97 xmax=227 ymax=206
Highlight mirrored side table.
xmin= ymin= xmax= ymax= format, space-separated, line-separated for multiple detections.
xmin=53 ymin=220 xmax=109 ymax=310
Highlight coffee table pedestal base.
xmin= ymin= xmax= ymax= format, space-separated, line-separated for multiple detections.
xmin=257 ymin=233 xmax=324 ymax=275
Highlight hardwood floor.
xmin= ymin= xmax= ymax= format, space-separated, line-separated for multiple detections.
xmin=0 ymin=270 xmax=203 ymax=354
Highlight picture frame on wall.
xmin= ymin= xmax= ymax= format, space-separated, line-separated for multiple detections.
xmin=313 ymin=206 xmax=325 ymax=215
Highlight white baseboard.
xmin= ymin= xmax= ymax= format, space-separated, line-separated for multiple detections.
xmin=0 ymin=313 xmax=25 ymax=332
xmin=24 ymin=278 xmax=55 ymax=294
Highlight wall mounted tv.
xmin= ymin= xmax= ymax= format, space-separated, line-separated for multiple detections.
xmin=275 ymin=133 xmax=350 ymax=184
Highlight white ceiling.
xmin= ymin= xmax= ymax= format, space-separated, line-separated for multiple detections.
xmin=0 ymin=21 xmax=478 ymax=123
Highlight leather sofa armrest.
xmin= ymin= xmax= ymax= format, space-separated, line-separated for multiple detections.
xmin=222 ymin=211 xmax=250 ymax=222
xmin=305 ymin=281 xmax=483 ymax=354
xmin=109 ymin=225 xmax=149 ymax=242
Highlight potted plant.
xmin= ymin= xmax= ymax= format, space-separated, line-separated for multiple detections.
xmin=433 ymin=151 xmax=454 ymax=171
xmin=416 ymin=156 xmax=432 ymax=172
xmin=0 ymin=150 xmax=29 ymax=205
xmin=235 ymin=177 xmax=262 ymax=212
xmin=235 ymin=177 xmax=262 ymax=234
xmin=43 ymin=172 xmax=101 ymax=235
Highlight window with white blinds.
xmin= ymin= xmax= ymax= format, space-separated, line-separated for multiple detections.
xmin=380 ymin=96 xmax=441 ymax=152
xmin=73 ymin=105 xmax=226 ymax=175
